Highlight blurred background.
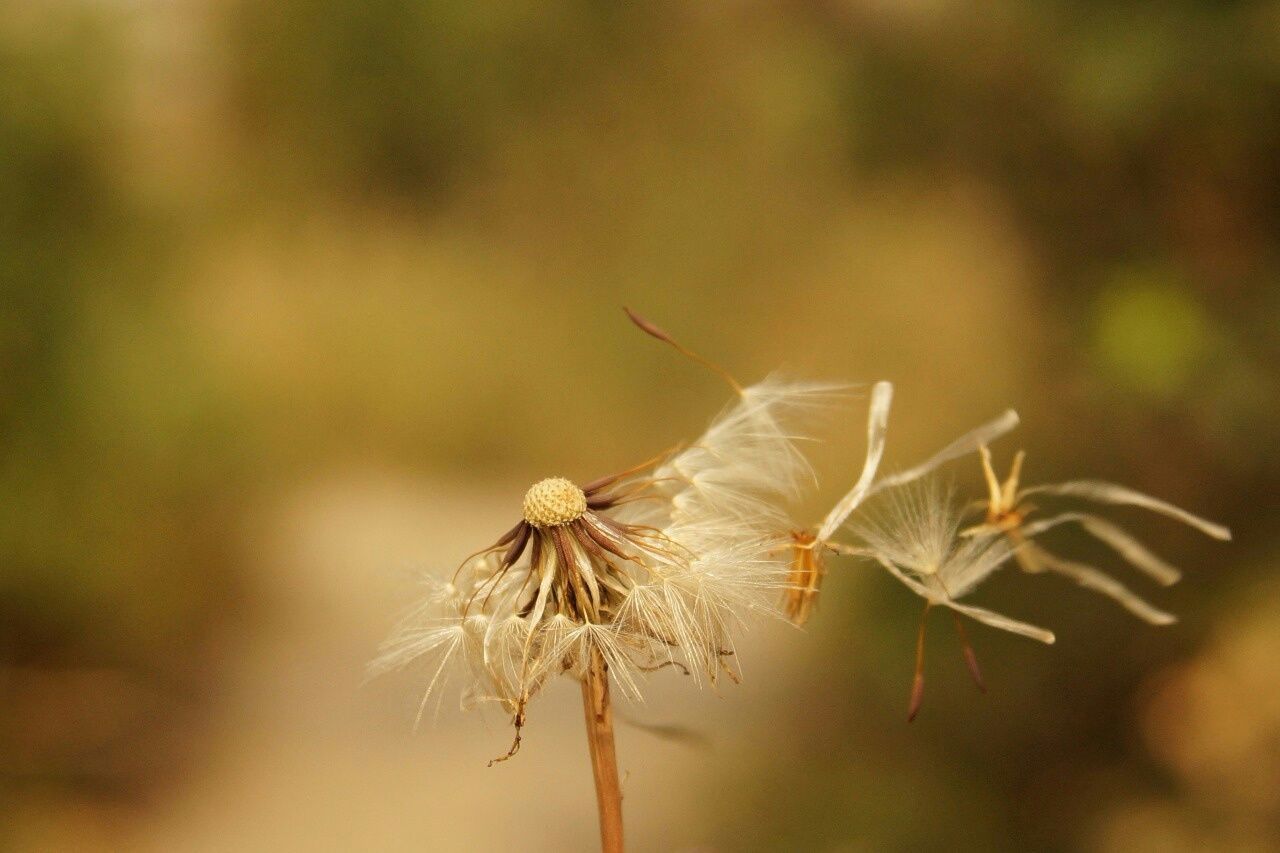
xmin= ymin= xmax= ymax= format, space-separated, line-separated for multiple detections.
xmin=2 ymin=1 xmax=1277 ymax=850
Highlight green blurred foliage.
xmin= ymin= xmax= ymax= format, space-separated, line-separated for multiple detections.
xmin=1090 ymin=271 xmax=1211 ymax=399
xmin=1 ymin=0 xmax=1277 ymax=849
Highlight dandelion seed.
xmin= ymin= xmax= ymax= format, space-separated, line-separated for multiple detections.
xmin=771 ymin=383 xmax=1030 ymax=719
xmin=852 ymin=479 xmax=1056 ymax=643
xmin=782 ymin=380 xmax=1021 ymax=627
xmin=960 ymin=445 xmax=1232 ymax=625
xmin=850 ymin=478 xmax=1055 ymax=720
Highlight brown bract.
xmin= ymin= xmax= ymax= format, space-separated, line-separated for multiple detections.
xmin=783 ymin=530 xmax=824 ymax=626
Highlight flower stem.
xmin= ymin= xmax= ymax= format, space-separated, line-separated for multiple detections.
xmin=581 ymin=649 xmax=624 ymax=853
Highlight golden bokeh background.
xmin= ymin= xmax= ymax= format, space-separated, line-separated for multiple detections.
xmin=2 ymin=2 xmax=1277 ymax=850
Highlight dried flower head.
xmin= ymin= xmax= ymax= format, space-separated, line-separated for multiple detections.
xmin=962 ymin=445 xmax=1233 ymax=624
xmin=369 ymin=373 xmax=836 ymax=762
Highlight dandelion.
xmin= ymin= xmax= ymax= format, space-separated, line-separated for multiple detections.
xmin=961 ymin=445 xmax=1233 ymax=625
xmin=370 ymin=310 xmax=836 ymax=852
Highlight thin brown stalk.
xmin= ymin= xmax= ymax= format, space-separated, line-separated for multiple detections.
xmin=581 ymin=649 xmax=624 ymax=853
xmin=908 ymin=603 xmax=931 ymax=722
xmin=623 ymin=306 xmax=743 ymax=395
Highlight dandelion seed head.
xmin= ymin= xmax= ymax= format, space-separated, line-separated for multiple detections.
xmin=522 ymin=477 xmax=588 ymax=527
xmin=372 ymin=373 xmax=836 ymax=759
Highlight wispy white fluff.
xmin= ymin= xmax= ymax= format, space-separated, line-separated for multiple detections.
xmin=1019 ymin=480 xmax=1232 ymax=541
xmin=1019 ymin=512 xmax=1184 ymax=586
xmin=649 ymin=374 xmax=849 ymax=531
xmin=817 ymin=387 xmax=1020 ymax=544
xmin=815 ymin=381 xmax=893 ymax=543
xmin=866 ymin=408 xmax=1022 ymax=499
xmin=851 ymin=479 xmax=1056 ymax=644
xmin=1012 ymin=543 xmax=1176 ymax=625
xmin=969 ymin=446 xmax=1232 ymax=625
xmin=370 ymin=376 xmax=840 ymax=745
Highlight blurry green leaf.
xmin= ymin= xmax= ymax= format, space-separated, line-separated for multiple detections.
xmin=1090 ymin=272 xmax=1212 ymax=399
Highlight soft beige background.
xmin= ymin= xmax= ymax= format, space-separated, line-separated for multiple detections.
xmin=2 ymin=2 xmax=1276 ymax=850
